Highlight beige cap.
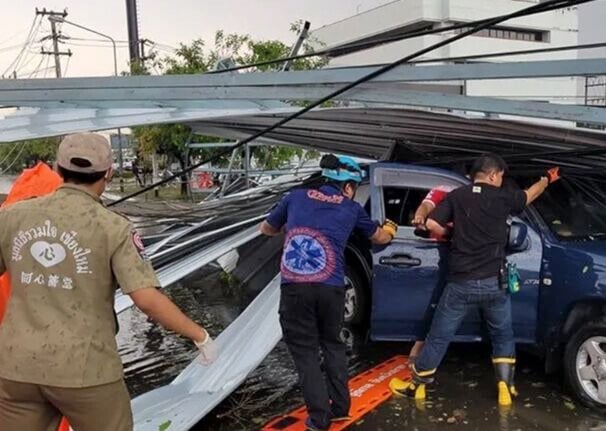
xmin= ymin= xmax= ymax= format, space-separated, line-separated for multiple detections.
xmin=56 ymin=133 xmax=113 ymax=173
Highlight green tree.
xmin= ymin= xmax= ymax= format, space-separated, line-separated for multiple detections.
xmin=0 ymin=138 xmax=60 ymax=174
xmin=132 ymin=25 xmax=326 ymax=196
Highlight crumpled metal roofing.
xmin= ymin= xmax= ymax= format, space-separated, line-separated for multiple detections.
xmin=1 ymin=58 xmax=606 ymax=142
xmin=187 ymin=106 xmax=606 ymax=172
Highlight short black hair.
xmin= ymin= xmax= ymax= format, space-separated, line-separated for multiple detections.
xmin=57 ymin=166 xmax=107 ymax=184
xmin=470 ymin=153 xmax=508 ymax=179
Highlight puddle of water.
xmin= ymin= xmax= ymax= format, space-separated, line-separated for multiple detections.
xmin=119 ymin=267 xmax=242 ymax=397
xmin=119 ymin=252 xmax=606 ymax=431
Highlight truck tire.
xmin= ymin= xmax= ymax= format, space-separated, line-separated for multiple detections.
xmin=343 ymin=264 xmax=368 ymax=326
xmin=564 ymin=321 xmax=606 ymax=410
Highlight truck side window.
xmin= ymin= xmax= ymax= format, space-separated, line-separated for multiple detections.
xmin=527 ymin=178 xmax=606 ymax=240
xmin=383 ymin=187 xmax=428 ymax=226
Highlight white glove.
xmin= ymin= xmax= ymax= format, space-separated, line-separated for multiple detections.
xmin=194 ymin=329 xmax=218 ymax=366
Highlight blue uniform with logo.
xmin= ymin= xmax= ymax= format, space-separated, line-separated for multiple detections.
xmin=267 ymin=184 xmax=378 ymax=287
xmin=266 ymin=183 xmax=379 ymax=429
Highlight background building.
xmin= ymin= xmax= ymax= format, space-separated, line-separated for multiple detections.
xmin=310 ymin=0 xmax=582 ymax=123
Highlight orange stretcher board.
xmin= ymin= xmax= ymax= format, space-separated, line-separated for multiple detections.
xmin=263 ymin=355 xmax=410 ymax=431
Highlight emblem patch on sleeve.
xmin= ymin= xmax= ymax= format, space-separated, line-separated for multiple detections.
xmin=132 ymin=231 xmax=149 ymax=261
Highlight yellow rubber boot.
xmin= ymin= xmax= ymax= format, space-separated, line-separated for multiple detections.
xmin=497 ymin=381 xmax=512 ymax=406
xmin=493 ymin=358 xmax=517 ymax=406
xmin=389 ymin=378 xmax=426 ymax=400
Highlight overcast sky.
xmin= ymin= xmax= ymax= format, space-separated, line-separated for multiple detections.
xmin=0 ymin=0 xmax=604 ymax=78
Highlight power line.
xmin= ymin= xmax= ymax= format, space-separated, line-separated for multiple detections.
xmin=11 ymin=17 xmax=43 ymax=75
xmin=15 ymin=46 xmax=44 ymax=74
xmin=18 ymin=66 xmax=55 ymax=78
xmin=0 ymin=42 xmax=41 ymax=54
xmin=147 ymin=40 xmax=177 ymax=51
xmin=1 ymin=144 xmax=27 ymax=173
xmin=2 ymin=15 xmax=42 ymax=78
xmin=41 ymin=54 xmax=52 ymax=78
xmin=408 ymin=42 xmax=606 ymax=65
xmin=109 ymin=0 xmax=592 ymax=206
xmin=26 ymin=51 xmax=46 ymax=78
xmin=0 ymin=26 xmax=34 ymax=47
xmin=0 ymin=143 xmax=20 ymax=165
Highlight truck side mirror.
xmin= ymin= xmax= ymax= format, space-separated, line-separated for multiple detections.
xmin=508 ymin=222 xmax=529 ymax=253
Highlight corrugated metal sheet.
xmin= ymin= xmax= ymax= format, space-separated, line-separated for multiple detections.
xmin=187 ymin=107 xmax=606 ymax=173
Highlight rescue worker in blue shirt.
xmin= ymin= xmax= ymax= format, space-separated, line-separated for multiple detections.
xmin=260 ymin=154 xmax=396 ymax=431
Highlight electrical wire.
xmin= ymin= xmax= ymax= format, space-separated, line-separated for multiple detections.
xmin=26 ymin=53 xmax=46 ymax=78
xmin=147 ymin=44 xmax=177 ymax=55
xmin=146 ymin=40 xmax=178 ymax=52
xmin=9 ymin=17 xmax=43 ymax=77
xmin=311 ymin=42 xmax=606 ymax=77
xmin=109 ymin=0 xmax=592 ymax=207
xmin=0 ymin=26 xmax=35 ymax=47
xmin=19 ymin=66 xmax=55 ymax=78
xmin=0 ymin=42 xmax=40 ymax=54
xmin=408 ymin=42 xmax=606 ymax=65
xmin=13 ymin=49 xmax=41 ymax=76
xmin=0 ymin=144 xmax=26 ymax=173
xmin=0 ymin=143 xmax=20 ymax=165
xmin=42 ymin=54 xmax=52 ymax=78
xmin=2 ymin=15 xmax=41 ymax=77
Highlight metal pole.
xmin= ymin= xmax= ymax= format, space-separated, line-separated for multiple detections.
xmin=49 ymin=20 xmax=62 ymax=78
xmin=282 ymin=21 xmax=310 ymax=71
xmin=125 ymin=0 xmax=141 ymax=70
xmin=220 ymin=147 xmax=239 ymax=197
xmin=53 ymin=18 xmax=118 ymax=75
xmin=244 ymin=143 xmax=251 ymax=188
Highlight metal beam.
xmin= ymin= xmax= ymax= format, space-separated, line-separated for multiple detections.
xmin=0 ymin=58 xmax=604 ymax=101
xmin=342 ymin=89 xmax=606 ymax=126
xmin=0 ymin=83 xmax=462 ymax=107
xmin=0 ymin=107 xmax=298 ymax=142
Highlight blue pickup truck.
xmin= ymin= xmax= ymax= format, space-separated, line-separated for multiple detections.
xmin=340 ymin=162 xmax=606 ymax=410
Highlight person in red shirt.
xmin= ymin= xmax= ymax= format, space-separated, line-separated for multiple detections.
xmin=408 ymin=185 xmax=456 ymax=363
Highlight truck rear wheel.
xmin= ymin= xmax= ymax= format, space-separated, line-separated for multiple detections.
xmin=564 ymin=321 xmax=606 ymax=410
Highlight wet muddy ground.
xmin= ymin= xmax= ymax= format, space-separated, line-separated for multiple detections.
xmin=118 ymin=268 xmax=606 ymax=431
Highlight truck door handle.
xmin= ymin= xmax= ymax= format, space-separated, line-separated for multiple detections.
xmin=380 ymin=255 xmax=421 ymax=267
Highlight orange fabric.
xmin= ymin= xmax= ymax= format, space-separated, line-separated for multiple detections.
xmin=0 ymin=162 xmax=62 ymax=324
xmin=263 ymin=355 xmax=411 ymax=431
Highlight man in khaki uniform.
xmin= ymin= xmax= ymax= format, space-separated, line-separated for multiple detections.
xmin=0 ymin=134 xmax=217 ymax=431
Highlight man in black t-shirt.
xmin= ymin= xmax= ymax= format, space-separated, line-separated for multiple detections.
xmin=390 ymin=154 xmax=560 ymax=407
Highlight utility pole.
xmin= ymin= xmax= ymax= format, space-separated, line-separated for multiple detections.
xmin=37 ymin=8 xmax=71 ymax=78
xmin=125 ymin=0 xmax=141 ymax=71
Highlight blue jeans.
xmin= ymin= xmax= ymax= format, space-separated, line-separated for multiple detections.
xmin=415 ymin=277 xmax=515 ymax=374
